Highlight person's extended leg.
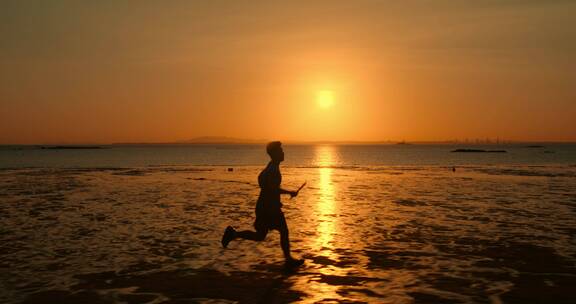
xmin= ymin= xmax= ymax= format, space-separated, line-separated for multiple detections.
xmin=221 ymin=225 xmax=267 ymax=248
xmin=236 ymin=229 xmax=267 ymax=241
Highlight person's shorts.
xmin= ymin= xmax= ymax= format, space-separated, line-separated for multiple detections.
xmin=254 ymin=209 xmax=287 ymax=232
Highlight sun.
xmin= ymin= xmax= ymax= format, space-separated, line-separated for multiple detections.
xmin=316 ymin=90 xmax=335 ymax=109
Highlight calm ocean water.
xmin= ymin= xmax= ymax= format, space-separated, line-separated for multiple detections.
xmin=1 ymin=144 xmax=575 ymax=168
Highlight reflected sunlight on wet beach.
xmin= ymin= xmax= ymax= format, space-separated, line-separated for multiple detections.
xmin=1 ymin=146 xmax=576 ymax=303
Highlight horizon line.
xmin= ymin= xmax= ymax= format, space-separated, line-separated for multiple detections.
xmin=2 ymin=139 xmax=576 ymax=146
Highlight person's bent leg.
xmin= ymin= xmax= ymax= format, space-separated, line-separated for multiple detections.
xmin=222 ymin=226 xmax=266 ymax=248
xmin=236 ymin=229 xmax=267 ymax=241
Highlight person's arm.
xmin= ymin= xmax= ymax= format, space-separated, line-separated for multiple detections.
xmin=280 ymin=182 xmax=306 ymax=198
xmin=280 ymin=188 xmax=298 ymax=198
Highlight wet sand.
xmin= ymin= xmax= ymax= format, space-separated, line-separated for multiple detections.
xmin=1 ymin=165 xmax=576 ymax=303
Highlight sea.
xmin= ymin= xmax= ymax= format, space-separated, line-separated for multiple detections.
xmin=1 ymin=143 xmax=575 ymax=168
xmin=1 ymin=144 xmax=575 ymax=303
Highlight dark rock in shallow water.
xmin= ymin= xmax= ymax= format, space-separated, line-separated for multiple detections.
xmin=451 ymin=149 xmax=507 ymax=153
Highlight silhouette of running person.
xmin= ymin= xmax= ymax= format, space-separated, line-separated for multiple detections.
xmin=221 ymin=141 xmax=304 ymax=268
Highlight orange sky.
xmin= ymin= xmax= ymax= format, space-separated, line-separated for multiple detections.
xmin=1 ymin=1 xmax=575 ymax=144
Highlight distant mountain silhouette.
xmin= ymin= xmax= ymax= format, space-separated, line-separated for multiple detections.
xmin=179 ymin=136 xmax=268 ymax=144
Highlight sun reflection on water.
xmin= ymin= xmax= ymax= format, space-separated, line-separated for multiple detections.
xmin=316 ymin=167 xmax=336 ymax=250
xmin=313 ymin=145 xmax=340 ymax=261
xmin=291 ymin=145 xmax=348 ymax=302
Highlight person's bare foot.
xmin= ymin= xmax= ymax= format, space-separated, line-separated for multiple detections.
xmin=221 ymin=226 xmax=236 ymax=248
xmin=284 ymin=258 xmax=304 ymax=269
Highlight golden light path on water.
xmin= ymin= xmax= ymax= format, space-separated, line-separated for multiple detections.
xmin=314 ymin=145 xmax=337 ymax=252
xmin=295 ymin=145 xmax=348 ymax=302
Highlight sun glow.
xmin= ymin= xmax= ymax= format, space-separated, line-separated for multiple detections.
xmin=316 ymin=90 xmax=335 ymax=109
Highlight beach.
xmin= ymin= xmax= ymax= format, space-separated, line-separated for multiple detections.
xmin=2 ymin=162 xmax=575 ymax=303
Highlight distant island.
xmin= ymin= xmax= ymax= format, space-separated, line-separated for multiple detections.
xmin=40 ymin=146 xmax=105 ymax=150
xmin=112 ymin=136 xmax=268 ymax=145
xmin=451 ymin=149 xmax=507 ymax=153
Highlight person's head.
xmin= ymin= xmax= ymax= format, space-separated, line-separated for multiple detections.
xmin=266 ymin=141 xmax=284 ymax=162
